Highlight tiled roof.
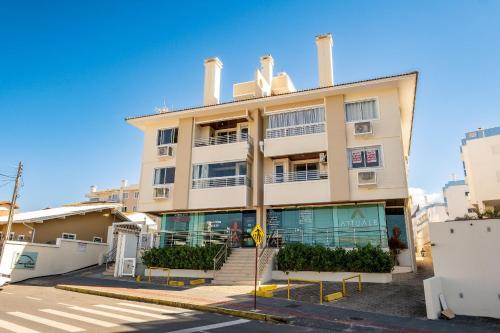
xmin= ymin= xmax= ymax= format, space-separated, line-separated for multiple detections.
xmin=126 ymin=71 xmax=418 ymax=121
xmin=0 ymin=203 xmax=123 ymax=224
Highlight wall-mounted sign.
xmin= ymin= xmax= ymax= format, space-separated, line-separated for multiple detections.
xmin=13 ymin=252 xmax=38 ymax=269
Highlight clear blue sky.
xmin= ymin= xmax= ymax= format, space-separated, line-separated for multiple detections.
xmin=1 ymin=0 xmax=499 ymax=211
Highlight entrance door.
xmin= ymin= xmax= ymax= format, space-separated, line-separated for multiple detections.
xmin=274 ymin=163 xmax=284 ymax=183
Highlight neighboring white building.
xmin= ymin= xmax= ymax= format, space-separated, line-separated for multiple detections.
xmin=442 ymin=180 xmax=471 ymax=219
xmin=461 ymin=126 xmax=500 ymax=211
xmin=412 ymin=203 xmax=448 ymax=256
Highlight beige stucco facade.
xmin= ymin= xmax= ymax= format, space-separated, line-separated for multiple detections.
xmin=87 ymin=180 xmax=140 ymax=213
xmin=126 ymin=34 xmax=418 ymax=269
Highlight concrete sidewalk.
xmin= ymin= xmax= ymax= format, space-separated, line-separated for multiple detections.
xmin=47 ymin=273 xmax=500 ymax=333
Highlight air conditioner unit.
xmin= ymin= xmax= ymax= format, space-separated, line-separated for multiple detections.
xmin=153 ymin=186 xmax=169 ymax=199
xmin=358 ymin=171 xmax=377 ymax=186
xmin=158 ymin=145 xmax=175 ymax=157
xmin=319 ymin=152 xmax=327 ymax=164
xmin=354 ymin=121 xmax=373 ymax=136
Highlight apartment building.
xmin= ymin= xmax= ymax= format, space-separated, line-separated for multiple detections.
xmin=412 ymin=203 xmax=448 ymax=257
xmin=86 ymin=180 xmax=140 ymax=212
xmin=442 ymin=179 xmax=470 ymax=219
xmin=127 ymin=34 xmax=418 ymax=269
xmin=461 ymin=126 xmax=500 ymax=211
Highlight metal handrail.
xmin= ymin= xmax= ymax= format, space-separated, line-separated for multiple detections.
xmin=266 ymin=122 xmax=325 ymax=139
xmin=192 ymin=175 xmax=250 ymax=189
xmin=213 ymin=236 xmax=231 ymax=278
xmin=257 ymin=230 xmax=275 ymax=273
xmin=104 ymin=246 xmax=117 ymax=270
xmin=194 ymin=134 xmax=252 ymax=147
xmin=265 ymin=170 xmax=328 ymax=184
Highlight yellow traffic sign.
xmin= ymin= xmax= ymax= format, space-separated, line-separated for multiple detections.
xmin=251 ymin=224 xmax=265 ymax=246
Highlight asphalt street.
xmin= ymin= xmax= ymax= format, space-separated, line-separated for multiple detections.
xmin=0 ymin=284 xmax=325 ymax=333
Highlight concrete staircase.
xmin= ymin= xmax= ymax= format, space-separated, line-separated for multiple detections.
xmin=212 ymin=248 xmax=257 ymax=285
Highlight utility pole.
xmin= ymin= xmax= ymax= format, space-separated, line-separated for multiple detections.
xmin=2 ymin=162 xmax=23 ymax=254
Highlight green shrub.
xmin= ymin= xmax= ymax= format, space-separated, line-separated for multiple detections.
xmin=141 ymin=245 xmax=228 ymax=271
xmin=277 ymin=243 xmax=393 ymax=273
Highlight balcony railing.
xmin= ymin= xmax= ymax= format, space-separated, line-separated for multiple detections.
xmin=194 ymin=134 xmax=252 ymax=147
xmin=192 ymin=175 xmax=250 ymax=189
xmin=266 ymin=123 xmax=325 ymax=139
xmin=265 ymin=170 xmax=328 ymax=184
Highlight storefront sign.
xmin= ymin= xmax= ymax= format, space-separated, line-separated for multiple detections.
xmin=13 ymin=252 xmax=38 ymax=269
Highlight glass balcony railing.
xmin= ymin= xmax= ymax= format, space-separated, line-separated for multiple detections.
xmin=264 ymin=170 xmax=328 ymax=184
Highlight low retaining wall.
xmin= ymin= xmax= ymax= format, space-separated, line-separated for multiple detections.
xmin=146 ymin=268 xmax=214 ymax=279
xmin=0 ymin=239 xmax=108 ymax=283
xmin=271 ymin=270 xmax=392 ymax=283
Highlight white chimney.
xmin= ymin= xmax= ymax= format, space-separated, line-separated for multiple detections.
xmin=315 ymin=33 xmax=334 ymax=87
xmin=90 ymin=185 xmax=97 ymax=193
xmin=260 ymin=55 xmax=274 ymax=86
xmin=203 ymin=57 xmax=223 ymax=106
xmin=121 ymin=179 xmax=128 ymax=188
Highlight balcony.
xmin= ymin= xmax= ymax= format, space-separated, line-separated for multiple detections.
xmin=264 ymin=170 xmax=330 ymax=206
xmin=189 ymin=175 xmax=252 ymax=209
xmin=192 ymin=134 xmax=253 ymax=164
xmin=264 ymin=123 xmax=327 ymax=157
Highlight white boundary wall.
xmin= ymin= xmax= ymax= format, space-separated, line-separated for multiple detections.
xmin=424 ymin=219 xmax=500 ymax=319
xmin=0 ymin=239 xmax=108 ymax=283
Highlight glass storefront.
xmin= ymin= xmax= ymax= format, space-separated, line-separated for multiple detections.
xmin=160 ymin=210 xmax=256 ymax=247
xmin=385 ymin=207 xmax=408 ymax=249
xmin=266 ymin=204 xmax=390 ymax=248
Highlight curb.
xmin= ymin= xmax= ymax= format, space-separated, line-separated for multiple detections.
xmin=55 ymin=284 xmax=291 ymax=324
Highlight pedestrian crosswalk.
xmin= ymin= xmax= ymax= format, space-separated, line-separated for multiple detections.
xmin=0 ymin=301 xmax=197 ymax=333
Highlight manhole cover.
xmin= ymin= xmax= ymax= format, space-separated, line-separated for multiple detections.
xmin=349 ymin=316 xmax=364 ymax=321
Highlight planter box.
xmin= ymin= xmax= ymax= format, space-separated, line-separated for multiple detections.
xmin=271 ymin=270 xmax=392 ymax=283
xmin=146 ymin=268 xmax=214 ymax=279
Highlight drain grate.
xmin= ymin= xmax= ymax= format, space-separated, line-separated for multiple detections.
xmin=285 ymin=304 xmax=301 ymax=308
xmin=349 ymin=316 xmax=364 ymax=321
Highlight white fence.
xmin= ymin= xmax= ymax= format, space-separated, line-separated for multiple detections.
xmin=424 ymin=219 xmax=500 ymax=319
xmin=0 ymin=238 xmax=108 ymax=283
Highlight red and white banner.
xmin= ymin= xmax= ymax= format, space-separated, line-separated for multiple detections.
xmin=351 ymin=150 xmax=363 ymax=164
xmin=366 ymin=149 xmax=378 ymax=163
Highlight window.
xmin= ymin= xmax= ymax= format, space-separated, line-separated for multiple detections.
xmin=122 ymin=207 xmax=127 ymax=212
xmin=267 ymin=107 xmax=325 ymax=129
xmin=134 ymin=192 xmax=139 ymax=199
xmin=154 ymin=167 xmax=176 ymax=185
xmin=293 ymin=162 xmax=319 ymax=181
xmin=111 ymin=194 xmax=119 ymax=202
xmin=89 ymin=197 xmax=99 ymax=202
xmin=93 ymin=236 xmax=103 ymax=243
xmin=17 ymin=235 xmax=25 ymax=241
xmin=348 ymin=146 xmax=382 ymax=169
xmin=9 ymin=232 xmax=14 ymax=240
xmin=192 ymin=161 xmax=247 ymax=179
xmin=345 ymin=99 xmax=378 ymax=122
xmin=123 ymin=192 xmax=129 ymax=199
xmin=132 ymin=206 xmax=137 ymax=212
xmin=62 ymin=233 xmax=76 ymax=240
xmin=157 ymin=128 xmax=179 ymax=146
xmin=240 ymin=126 xmax=249 ymax=140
